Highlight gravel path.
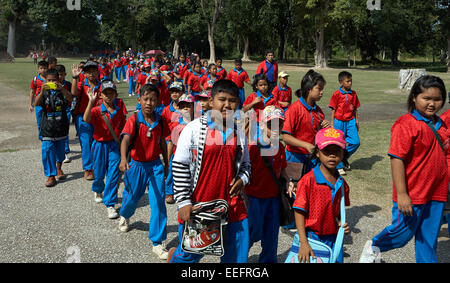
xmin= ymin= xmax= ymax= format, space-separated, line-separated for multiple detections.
xmin=0 ymin=83 xmax=448 ymax=263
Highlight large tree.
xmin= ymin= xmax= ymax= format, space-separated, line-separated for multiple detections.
xmin=199 ymin=0 xmax=223 ymax=63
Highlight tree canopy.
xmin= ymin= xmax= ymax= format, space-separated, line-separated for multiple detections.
xmin=1 ymin=0 xmax=448 ymax=68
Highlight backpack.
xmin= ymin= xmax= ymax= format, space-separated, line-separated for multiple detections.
xmin=284 ymin=186 xmax=346 ymax=263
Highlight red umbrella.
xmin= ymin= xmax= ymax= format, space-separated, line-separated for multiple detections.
xmin=144 ymin=50 xmax=165 ymax=56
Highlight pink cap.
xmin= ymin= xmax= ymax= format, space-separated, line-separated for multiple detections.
xmin=315 ymin=128 xmax=346 ymax=150
xmin=178 ymin=94 xmax=195 ymax=103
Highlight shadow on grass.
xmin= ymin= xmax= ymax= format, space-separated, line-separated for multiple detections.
xmin=350 ymin=155 xmax=384 ymax=170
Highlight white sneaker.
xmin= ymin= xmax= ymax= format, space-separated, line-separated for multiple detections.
xmin=152 ymin=244 xmax=168 ymax=260
xmin=63 ymin=155 xmax=71 ymax=163
xmin=338 ymin=168 xmax=346 ymax=176
xmin=359 ymin=240 xmax=381 ymax=263
xmin=94 ymin=193 xmax=103 ymax=203
xmin=107 ymin=206 xmax=119 ymax=219
xmin=118 ymin=216 xmax=130 ymax=232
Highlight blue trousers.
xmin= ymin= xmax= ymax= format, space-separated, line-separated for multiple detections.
xmin=41 ymin=139 xmax=66 ymax=177
xmin=372 ymin=201 xmax=445 ymax=263
xmin=120 ymin=158 xmax=167 ymax=245
xmin=74 ymin=114 xmax=94 ymax=171
xmin=128 ymin=77 xmax=136 ymax=95
xmin=238 ymin=88 xmax=245 ymax=110
xmin=115 ymin=67 xmax=123 ymax=82
xmin=170 ymin=218 xmax=249 ymax=263
xmin=247 ymin=195 xmax=280 ymax=263
xmin=165 ymin=143 xmax=174 ymax=196
xmin=35 ymin=105 xmax=43 ymax=140
xmin=64 ymin=107 xmax=71 ymax=154
xmin=92 ymin=140 xmax=121 ymax=207
xmin=333 ymin=118 xmax=360 ymax=169
xmin=121 ymin=66 xmax=127 ymax=81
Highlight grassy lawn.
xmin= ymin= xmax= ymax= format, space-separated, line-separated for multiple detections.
xmin=1 ymin=57 xmax=449 ymax=205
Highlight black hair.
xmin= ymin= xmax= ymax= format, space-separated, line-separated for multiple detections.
xmin=47 ymin=56 xmax=57 ymax=64
xmin=338 ymin=71 xmax=352 ymax=82
xmin=252 ymin=73 xmax=269 ymax=92
xmin=210 ymin=79 xmax=239 ymax=99
xmin=234 ymin=58 xmax=243 ymax=64
xmin=208 ymin=63 xmax=216 ymax=70
xmin=140 ymin=84 xmax=160 ymax=98
xmin=295 ymin=69 xmax=326 ymax=99
xmin=216 ymin=57 xmax=223 ymax=62
xmin=55 ymin=64 xmax=66 ymax=73
xmin=407 ymin=75 xmax=447 ymax=112
xmin=38 ymin=60 xmax=49 ymax=68
xmin=79 ymin=61 xmax=86 ymax=65
xmin=46 ymin=68 xmax=59 ymax=78
xmin=265 ymin=49 xmax=274 ymax=56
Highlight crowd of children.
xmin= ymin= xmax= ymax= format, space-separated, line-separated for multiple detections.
xmin=28 ymin=51 xmax=449 ymax=263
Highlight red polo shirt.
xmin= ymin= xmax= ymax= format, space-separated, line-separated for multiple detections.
xmin=282 ymin=98 xmax=325 ymax=155
xmin=328 ymin=88 xmax=360 ymax=121
xmin=245 ymin=141 xmax=287 ymax=198
xmin=121 ymin=111 xmax=170 ymax=162
xmin=272 ymin=84 xmax=292 ymax=105
xmin=90 ymin=101 xmax=127 ymax=142
xmin=73 ymin=79 xmax=102 ymax=115
xmin=388 ymin=111 xmax=449 ymax=204
xmin=190 ymin=127 xmax=247 ymax=223
xmin=30 ymin=73 xmax=46 ymax=97
xmin=441 ymin=109 xmax=450 ymax=173
xmin=293 ymin=165 xmax=350 ymax=236
xmin=227 ymin=68 xmax=250 ymax=89
xmin=187 ymin=72 xmax=204 ymax=93
xmin=216 ymin=66 xmax=227 ymax=80
xmin=243 ymin=92 xmax=280 ymax=121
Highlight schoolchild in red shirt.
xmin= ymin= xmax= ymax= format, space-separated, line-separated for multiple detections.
xmin=199 ymin=63 xmax=219 ymax=91
xmin=118 ymin=84 xmax=170 ymax=260
xmin=99 ymin=57 xmax=112 ymax=81
xmin=246 ymin=106 xmax=290 ymax=263
xmin=215 ymin=57 xmax=227 ymax=80
xmin=360 ymin=75 xmax=449 ymax=263
xmin=71 ymin=61 xmax=103 ymax=180
xmin=282 ymin=70 xmax=330 ymax=173
xmin=29 ymin=60 xmax=49 ymax=140
xmin=113 ymin=54 xmax=123 ymax=83
xmin=186 ymin=62 xmax=204 ymax=97
xmin=169 ymin=79 xmax=251 ymax=263
xmin=243 ymin=73 xmax=280 ymax=121
xmin=83 ymin=80 xmax=127 ymax=219
xmin=293 ymin=128 xmax=350 ymax=263
xmin=272 ymin=71 xmax=292 ymax=111
xmin=174 ymin=54 xmax=190 ymax=84
xmin=329 ymin=71 xmax=361 ymax=175
xmin=227 ymin=59 xmax=251 ymax=109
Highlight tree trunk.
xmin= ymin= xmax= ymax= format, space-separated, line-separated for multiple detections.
xmin=242 ymin=35 xmax=250 ymax=62
xmin=172 ymin=38 xmax=180 ymax=59
xmin=200 ymin=0 xmax=222 ymax=64
xmin=207 ymin=23 xmax=216 ymax=63
xmin=7 ymin=14 xmax=18 ymax=58
xmin=314 ymin=23 xmax=327 ymax=68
